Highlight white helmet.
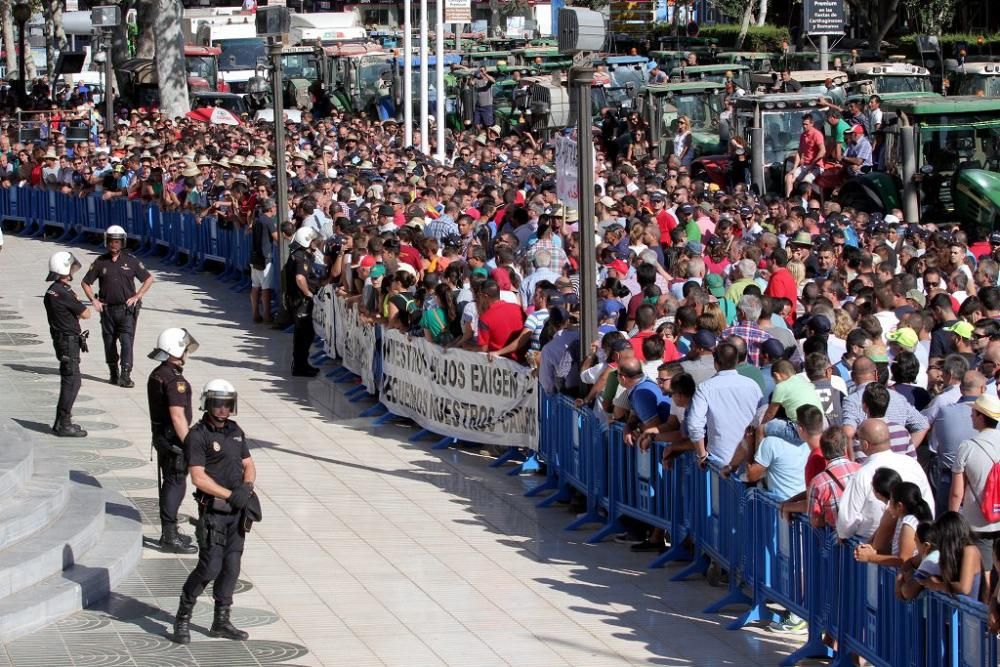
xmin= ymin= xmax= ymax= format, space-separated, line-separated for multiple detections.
xmin=200 ymin=379 xmax=238 ymax=415
xmin=46 ymin=251 xmax=81 ymax=281
xmin=105 ymin=225 xmax=127 ymax=245
xmin=292 ymin=226 xmax=319 ymax=250
xmin=148 ymin=328 xmax=200 ymax=362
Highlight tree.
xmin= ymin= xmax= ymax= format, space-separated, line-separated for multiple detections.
xmin=709 ymin=0 xmax=758 ymax=48
xmin=902 ymin=0 xmax=958 ymax=38
xmin=844 ymin=0 xmax=900 ymax=48
xmin=152 ymin=0 xmax=188 ymax=116
xmin=1 ymin=0 xmax=16 ymax=80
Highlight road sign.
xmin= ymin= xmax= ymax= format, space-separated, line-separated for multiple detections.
xmin=444 ymin=0 xmax=472 ymax=23
xmin=802 ymin=0 xmax=844 ymax=35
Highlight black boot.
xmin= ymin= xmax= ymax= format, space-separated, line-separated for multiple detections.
xmin=108 ymin=365 xmax=119 ymax=385
xmin=159 ymin=523 xmax=197 ymax=554
xmin=173 ymin=599 xmax=195 ymax=644
xmin=53 ymin=421 xmax=87 ymax=438
xmin=210 ymin=605 xmax=248 ymax=641
xmin=118 ymin=367 xmax=134 ymax=388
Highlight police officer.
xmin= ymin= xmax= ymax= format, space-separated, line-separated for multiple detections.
xmin=147 ymin=328 xmax=200 ymax=554
xmin=81 ymin=225 xmax=154 ymax=388
xmin=173 ymin=379 xmax=256 ymax=644
xmin=44 ymin=251 xmax=91 ymax=437
xmin=284 ymin=227 xmax=322 ymax=377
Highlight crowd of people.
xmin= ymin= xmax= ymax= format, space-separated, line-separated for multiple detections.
xmin=11 ymin=71 xmax=1000 ymax=639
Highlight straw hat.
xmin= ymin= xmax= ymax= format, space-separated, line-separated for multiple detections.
xmin=214 ymin=157 xmax=230 ymax=168
xmin=181 ymin=165 xmax=200 ymax=177
xmin=196 ymin=155 xmax=212 ymax=167
xmin=974 ymin=394 xmax=1000 ymax=421
xmin=229 ymin=155 xmax=246 ymax=167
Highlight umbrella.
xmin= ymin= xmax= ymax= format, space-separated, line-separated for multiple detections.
xmin=186 ymin=107 xmax=242 ymax=126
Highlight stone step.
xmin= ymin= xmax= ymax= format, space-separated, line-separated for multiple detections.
xmin=0 ymin=490 xmax=143 ymax=641
xmin=0 ymin=473 xmax=105 ymax=599
xmin=0 ymin=424 xmax=33 ymax=498
xmin=0 ymin=455 xmax=72 ymax=552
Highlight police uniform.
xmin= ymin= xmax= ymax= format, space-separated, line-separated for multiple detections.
xmin=82 ymin=252 xmax=151 ymax=384
xmin=178 ymin=415 xmax=252 ymax=636
xmin=147 ymin=361 xmax=195 ymax=551
xmin=284 ymin=245 xmax=318 ymax=375
xmin=43 ymin=280 xmax=87 ymax=434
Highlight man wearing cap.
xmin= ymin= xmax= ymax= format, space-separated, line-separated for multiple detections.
xmin=950 ymin=393 xmax=1000 ymax=592
xmin=942 ymin=321 xmax=978 ymax=367
xmin=681 ymin=329 xmax=718 ymax=384
xmin=888 ymin=327 xmax=928 ymax=389
xmin=842 ymin=125 xmax=872 ymax=176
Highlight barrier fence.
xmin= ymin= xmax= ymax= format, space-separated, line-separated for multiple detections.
xmin=8 ymin=186 xmax=998 ymax=667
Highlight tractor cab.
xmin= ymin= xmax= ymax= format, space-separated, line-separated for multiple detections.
xmin=279 ymin=45 xmax=327 ymax=110
xmin=750 ymin=70 xmax=853 ymax=104
xmin=845 ymin=62 xmax=933 ymax=95
xmin=323 ymin=42 xmax=393 ymax=117
xmin=945 ymin=61 xmax=1000 ymax=98
xmin=670 ymin=64 xmax=751 ymax=92
xmin=877 ymin=96 xmax=1000 ymax=232
xmin=714 ymin=52 xmax=775 ymax=73
xmin=648 ymin=50 xmax=690 ymax=74
xmin=184 ymin=45 xmax=224 ymax=92
xmin=691 ymin=93 xmax=837 ymax=195
xmin=510 ymin=47 xmax=573 ymax=72
xmin=638 ymin=81 xmax=725 ymax=159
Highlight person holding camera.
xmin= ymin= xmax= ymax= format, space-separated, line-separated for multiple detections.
xmin=473 ymin=67 xmax=496 ymax=129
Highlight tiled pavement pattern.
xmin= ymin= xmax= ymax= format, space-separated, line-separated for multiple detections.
xmin=0 ymin=232 xmax=808 ymax=665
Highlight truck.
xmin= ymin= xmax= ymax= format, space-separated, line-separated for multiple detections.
xmin=289 ymin=12 xmax=367 ymax=45
xmin=194 ymin=18 xmax=264 ymax=95
xmin=115 ymin=45 xmax=228 ymax=108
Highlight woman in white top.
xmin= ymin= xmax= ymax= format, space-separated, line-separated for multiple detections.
xmin=673 ymin=115 xmax=694 ymax=167
xmin=855 ymin=481 xmax=933 ymax=568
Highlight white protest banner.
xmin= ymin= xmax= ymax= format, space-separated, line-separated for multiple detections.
xmin=332 ymin=292 xmax=348 ymax=361
xmin=337 ymin=298 xmax=378 ymax=394
xmin=312 ymin=288 xmax=328 ymax=339
xmin=444 ymin=0 xmax=471 ymax=23
xmin=555 ymin=134 xmax=578 ymax=209
xmin=380 ymin=329 xmax=539 ymax=450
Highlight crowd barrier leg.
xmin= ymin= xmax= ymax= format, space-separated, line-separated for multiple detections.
xmin=649 ymin=451 xmax=695 ymax=568
xmin=781 ymin=528 xmax=836 ymax=665
xmin=525 ymin=391 xmax=559 ymax=499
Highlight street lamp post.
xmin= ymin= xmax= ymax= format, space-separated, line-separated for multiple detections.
xmin=13 ymin=2 xmax=31 ymax=107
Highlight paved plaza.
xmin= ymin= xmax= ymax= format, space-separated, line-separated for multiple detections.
xmin=0 ymin=232 xmax=807 ymax=665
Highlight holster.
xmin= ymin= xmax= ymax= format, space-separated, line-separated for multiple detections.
xmin=152 ymin=432 xmax=186 ymax=474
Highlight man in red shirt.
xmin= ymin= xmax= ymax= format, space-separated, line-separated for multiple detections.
xmin=652 ymin=193 xmax=677 ymax=243
xmin=784 ymin=114 xmax=826 ymax=197
xmin=765 ymin=247 xmax=798 ymax=324
xmin=474 ymin=282 xmax=526 ymax=361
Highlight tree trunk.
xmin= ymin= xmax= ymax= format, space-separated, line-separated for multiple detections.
xmin=153 ymin=0 xmax=189 ymax=116
xmin=24 ymin=37 xmax=36 ymax=81
xmin=736 ymin=0 xmax=755 ymax=49
xmin=135 ymin=0 xmax=156 ymax=59
xmin=52 ymin=0 xmax=66 ymax=53
xmin=1 ymin=0 xmax=16 ymax=79
xmin=42 ymin=2 xmax=53 ymax=83
xmin=873 ymin=0 xmax=899 ymax=48
xmin=756 ymin=0 xmax=768 ymax=27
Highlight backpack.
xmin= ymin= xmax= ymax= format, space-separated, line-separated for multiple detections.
xmin=969 ymin=439 xmax=1000 ymax=523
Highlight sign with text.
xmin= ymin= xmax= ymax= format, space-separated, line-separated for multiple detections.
xmin=380 ymin=330 xmax=540 ymax=450
xmin=445 ymin=0 xmax=472 ymax=23
xmin=802 ymin=0 xmax=844 ymax=35
xmin=555 ymin=135 xmax=579 ymax=209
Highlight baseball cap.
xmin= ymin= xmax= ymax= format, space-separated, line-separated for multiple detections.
xmin=887 ymin=327 xmax=919 ymax=351
xmin=790 ymin=231 xmax=813 ymax=247
xmin=806 ymin=314 xmax=831 ymax=335
xmin=692 ymin=329 xmax=717 ymax=350
xmin=990 ymin=231 xmax=1000 ymax=245
xmin=944 ymin=321 xmax=974 ymax=340
xmin=599 ymin=195 xmax=616 ymax=209
xmin=864 ymin=343 xmax=890 ymax=363
xmin=599 ymin=299 xmax=625 ymax=320
xmin=905 ymin=289 xmax=926 ymax=308
xmin=370 ymin=264 xmax=386 ymax=279
xmin=353 ymin=255 xmax=376 ymax=269
xmin=973 ymin=394 xmax=1000 ymax=420
xmin=686 ymin=241 xmax=704 ymax=255
xmin=761 ymin=338 xmax=786 ymax=361
xmin=606 ymin=259 xmax=629 ymax=276
xmin=851 ymin=124 xmax=865 ymax=135
xmin=884 ymin=214 xmax=900 ymax=225
xmin=705 ymin=273 xmax=725 ymax=298
xmin=679 ymin=204 xmax=695 ymax=216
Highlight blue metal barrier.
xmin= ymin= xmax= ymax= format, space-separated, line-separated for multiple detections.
xmin=924 ymin=590 xmax=997 ymax=667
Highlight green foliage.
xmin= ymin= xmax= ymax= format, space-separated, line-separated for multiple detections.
xmin=896 ymin=32 xmax=1000 ymax=57
xmin=901 ymin=0 xmax=958 ymax=39
xmin=694 ymin=23 xmax=790 ymax=52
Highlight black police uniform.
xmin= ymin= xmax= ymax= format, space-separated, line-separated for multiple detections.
xmin=178 ymin=416 xmax=251 ymax=633
xmin=284 ymin=246 xmax=318 ymax=375
xmin=82 ymin=252 xmax=151 ymax=384
xmin=43 ymin=280 xmax=87 ymax=434
xmin=147 ymin=361 xmax=196 ymax=551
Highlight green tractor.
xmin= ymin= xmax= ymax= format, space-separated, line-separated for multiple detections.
xmin=670 ymin=64 xmax=752 ymax=92
xmin=874 ymin=96 xmax=1000 ymax=236
xmin=639 ymin=81 xmax=726 ymax=160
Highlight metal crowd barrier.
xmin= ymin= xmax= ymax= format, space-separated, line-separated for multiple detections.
xmin=11 ymin=182 xmax=1000 ymax=667
xmin=1 ymin=187 xmax=254 ymax=292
